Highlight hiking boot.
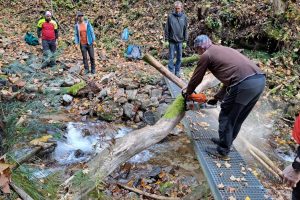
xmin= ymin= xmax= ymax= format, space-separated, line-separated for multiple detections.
xmin=211 ymin=137 xmax=220 ymax=145
xmin=91 ymin=69 xmax=96 ymax=74
xmin=210 ymin=138 xmax=233 ymax=151
xmin=206 ymin=147 xmax=230 ymax=161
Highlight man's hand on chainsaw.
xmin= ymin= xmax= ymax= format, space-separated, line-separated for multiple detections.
xmin=207 ymin=98 xmax=218 ymax=105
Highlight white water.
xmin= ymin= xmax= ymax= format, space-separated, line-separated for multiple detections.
xmin=53 ymin=122 xmax=152 ymax=165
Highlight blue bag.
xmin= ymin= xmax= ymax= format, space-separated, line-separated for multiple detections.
xmin=24 ymin=32 xmax=39 ymax=46
xmin=125 ymin=44 xmax=142 ymax=60
xmin=121 ymin=28 xmax=129 ymax=41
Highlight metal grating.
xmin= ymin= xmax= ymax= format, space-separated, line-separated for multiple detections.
xmin=164 ymin=77 xmax=269 ymax=200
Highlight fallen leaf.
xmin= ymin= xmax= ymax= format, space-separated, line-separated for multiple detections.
xmin=228 ymin=196 xmax=236 ymax=200
xmin=227 ymin=186 xmax=236 ymax=193
xmin=245 ymin=196 xmax=251 ymax=200
xmin=214 ymin=161 xmax=222 ymax=168
xmin=230 ymin=175 xmax=236 ymax=181
xmin=217 ymin=183 xmax=225 ymax=189
xmin=30 ymin=135 xmax=53 ymax=146
xmin=224 ymin=161 xmax=231 ymax=168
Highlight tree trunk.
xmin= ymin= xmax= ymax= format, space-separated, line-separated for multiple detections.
xmin=272 ymin=0 xmax=288 ymax=15
xmin=58 ymin=54 xmax=220 ymax=200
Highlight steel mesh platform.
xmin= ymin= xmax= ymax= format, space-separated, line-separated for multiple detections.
xmin=164 ymin=77 xmax=269 ymax=200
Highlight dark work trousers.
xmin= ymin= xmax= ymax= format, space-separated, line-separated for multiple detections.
xmin=80 ymin=44 xmax=95 ymax=73
xmin=42 ymin=39 xmax=56 ymax=67
xmin=217 ymin=74 xmax=266 ymax=155
xmin=293 ymin=182 xmax=300 ymax=200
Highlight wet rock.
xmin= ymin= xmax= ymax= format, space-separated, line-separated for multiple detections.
xmin=127 ymin=192 xmax=139 ymax=199
xmin=74 ymin=149 xmax=84 ymax=158
xmin=151 ymin=88 xmax=162 ymax=99
xmin=62 ymin=94 xmax=73 ymax=105
xmin=126 ymin=89 xmax=138 ymax=101
xmin=123 ymin=103 xmax=136 ymax=119
xmin=148 ymin=166 xmax=161 ymax=179
xmin=100 ymin=72 xmax=114 ymax=84
xmin=82 ymin=129 xmax=91 ymax=136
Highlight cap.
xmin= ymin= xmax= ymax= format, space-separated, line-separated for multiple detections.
xmin=45 ymin=11 xmax=52 ymax=17
xmin=77 ymin=11 xmax=84 ymax=17
xmin=194 ymin=35 xmax=212 ymax=49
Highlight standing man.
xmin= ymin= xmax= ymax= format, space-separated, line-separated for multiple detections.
xmin=37 ymin=11 xmax=58 ymax=68
xmin=74 ymin=11 xmax=96 ymax=75
xmin=164 ymin=1 xmax=188 ymax=78
xmin=283 ymin=114 xmax=300 ymax=200
xmin=185 ymin=35 xmax=265 ymax=160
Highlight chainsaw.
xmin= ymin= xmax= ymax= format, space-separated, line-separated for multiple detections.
xmin=182 ymin=91 xmax=216 ymax=111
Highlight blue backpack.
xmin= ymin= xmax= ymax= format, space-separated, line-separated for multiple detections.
xmin=121 ymin=28 xmax=129 ymax=41
xmin=125 ymin=45 xmax=142 ymax=60
xmin=24 ymin=32 xmax=39 ymax=46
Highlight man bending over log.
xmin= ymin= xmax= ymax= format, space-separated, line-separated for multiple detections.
xmin=184 ymin=35 xmax=266 ymax=160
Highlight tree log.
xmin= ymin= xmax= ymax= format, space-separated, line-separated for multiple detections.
xmin=58 ymin=54 xmax=220 ymax=200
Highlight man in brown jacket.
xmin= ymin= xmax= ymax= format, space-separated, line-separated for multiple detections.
xmin=186 ymin=35 xmax=266 ymax=160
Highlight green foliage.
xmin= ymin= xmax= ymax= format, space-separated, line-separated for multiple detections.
xmin=244 ymin=50 xmax=271 ymax=63
xmin=53 ymin=0 xmax=75 ymax=10
xmin=159 ymin=181 xmax=173 ymax=194
xmin=135 ymin=71 xmax=159 ymax=85
xmin=205 ymin=16 xmax=222 ymax=31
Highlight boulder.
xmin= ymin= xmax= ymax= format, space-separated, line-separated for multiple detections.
xmin=150 ymin=88 xmax=162 ymax=99
xmin=126 ymin=89 xmax=138 ymax=101
xmin=123 ymin=103 xmax=136 ymax=119
xmin=62 ymin=94 xmax=73 ymax=105
xmin=100 ymin=72 xmax=115 ymax=84
xmin=96 ymin=101 xmax=123 ymax=121
xmin=114 ymin=88 xmax=127 ymax=104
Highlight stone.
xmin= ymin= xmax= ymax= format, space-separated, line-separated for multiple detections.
xmin=151 ymin=88 xmax=162 ymax=99
xmin=100 ymin=72 xmax=115 ymax=84
xmin=118 ymin=78 xmax=139 ymax=89
xmin=74 ymin=149 xmax=84 ymax=158
xmin=157 ymin=103 xmax=169 ymax=117
xmin=98 ymin=88 xmax=109 ymax=99
xmin=148 ymin=166 xmax=161 ymax=179
xmin=63 ymin=76 xmax=75 ymax=87
xmin=114 ymin=88 xmax=127 ymax=104
xmin=62 ymin=94 xmax=73 ymax=105
xmin=123 ymin=103 xmax=136 ymax=119
xmin=49 ymin=79 xmax=64 ymax=87
xmin=96 ymin=101 xmax=123 ymax=121
xmin=68 ymin=62 xmax=82 ymax=74
xmin=126 ymin=89 xmax=138 ymax=101
xmin=137 ymin=93 xmax=151 ymax=110
xmin=150 ymin=97 xmax=159 ymax=107
xmin=140 ymin=85 xmax=155 ymax=95
xmin=0 ymin=49 xmax=5 ymax=55
xmin=143 ymin=111 xmax=157 ymax=125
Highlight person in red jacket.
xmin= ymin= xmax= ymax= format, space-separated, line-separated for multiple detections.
xmin=37 ymin=11 xmax=58 ymax=68
xmin=283 ymin=114 xmax=300 ymax=200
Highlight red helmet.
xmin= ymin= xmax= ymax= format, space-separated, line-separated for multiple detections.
xmin=292 ymin=114 xmax=300 ymax=144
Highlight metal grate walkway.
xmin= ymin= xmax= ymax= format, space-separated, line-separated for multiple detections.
xmin=164 ymin=77 xmax=269 ymax=200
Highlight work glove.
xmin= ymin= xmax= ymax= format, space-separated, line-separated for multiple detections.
xmin=283 ymin=164 xmax=300 ymax=188
xmin=183 ymin=42 xmax=187 ymax=49
xmin=207 ymin=99 xmax=218 ymax=105
xmin=163 ymin=41 xmax=169 ymax=48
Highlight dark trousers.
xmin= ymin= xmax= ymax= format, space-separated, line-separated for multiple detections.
xmin=80 ymin=44 xmax=95 ymax=72
xmin=217 ymin=74 xmax=266 ymax=155
xmin=293 ymin=182 xmax=300 ymax=200
xmin=42 ymin=39 xmax=56 ymax=67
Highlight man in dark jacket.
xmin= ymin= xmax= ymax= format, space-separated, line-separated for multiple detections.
xmin=164 ymin=1 xmax=188 ymax=78
xmin=37 ymin=11 xmax=58 ymax=68
xmin=185 ymin=35 xmax=266 ymax=160
xmin=283 ymin=114 xmax=300 ymax=200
